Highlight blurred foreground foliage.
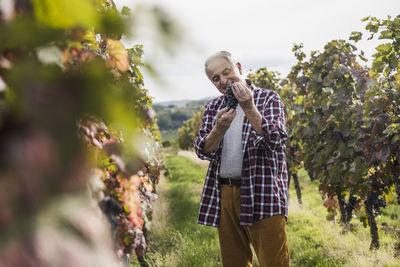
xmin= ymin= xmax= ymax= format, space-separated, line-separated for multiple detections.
xmin=0 ymin=0 xmax=180 ymax=265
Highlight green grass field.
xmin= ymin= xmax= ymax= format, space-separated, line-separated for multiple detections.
xmin=131 ymin=152 xmax=400 ymax=267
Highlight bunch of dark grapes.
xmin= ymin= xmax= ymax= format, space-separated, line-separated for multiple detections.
xmin=365 ymin=190 xmax=387 ymax=216
xmin=224 ymin=84 xmax=238 ymax=111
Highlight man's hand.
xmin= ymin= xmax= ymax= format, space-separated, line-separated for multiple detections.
xmin=215 ymin=107 xmax=237 ymax=132
xmin=203 ymin=107 xmax=237 ymax=155
xmin=231 ymin=81 xmax=264 ymax=136
xmin=231 ymin=81 xmax=254 ymax=111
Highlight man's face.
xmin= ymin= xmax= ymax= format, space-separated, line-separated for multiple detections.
xmin=206 ymin=57 xmax=245 ymax=95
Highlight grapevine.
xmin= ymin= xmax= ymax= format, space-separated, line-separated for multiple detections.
xmin=0 ymin=0 xmax=166 ymax=265
xmin=248 ymin=15 xmax=400 ymax=250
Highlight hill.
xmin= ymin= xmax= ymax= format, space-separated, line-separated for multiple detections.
xmin=153 ymin=97 xmax=215 ymax=135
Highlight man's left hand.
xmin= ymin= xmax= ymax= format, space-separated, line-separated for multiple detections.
xmin=231 ymin=81 xmax=254 ymax=111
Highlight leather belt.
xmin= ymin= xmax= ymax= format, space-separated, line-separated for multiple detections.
xmin=219 ymin=177 xmax=241 ymax=186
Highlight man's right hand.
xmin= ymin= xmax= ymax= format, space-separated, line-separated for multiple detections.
xmin=215 ymin=107 xmax=237 ymax=133
xmin=203 ymin=107 xmax=237 ymax=155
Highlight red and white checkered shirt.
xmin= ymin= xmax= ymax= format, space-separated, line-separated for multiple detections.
xmin=193 ymin=79 xmax=288 ymax=227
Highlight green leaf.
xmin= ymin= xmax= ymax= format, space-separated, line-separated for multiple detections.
xmin=123 ymin=205 xmax=130 ymax=213
xmin=32 ymin=0 xmax=99 ymax=29
xmin=121 ymin=6 xmax=132 ymax=16
xmin=371 ymin=57 xmax=385 ymax=71
xmin=349 ymin=31 xmax=363 ymax=42
xmin=392 ymin=135 xmax=400 ymax=144
xmin=393 ymin=16 xmax=400 ymax=28
xmin=389 ymin=54 xmax=398 ymax=69
xmin=378 ymin=30 xmax=393 ymax=40
xmin=361 ymin=16 xmax=370 ymax=22
xmin=294 ymin=95 xmax=304 ymax=105
xmin=109 ymin=165 xmax=118 ymax=173
xmin=375 ymin=43 xmax=392 ymax=54
xmin=359 ymin=54 xmax=368 ymax=62
xmin=366 ymin=22 xmax=379 ymax=33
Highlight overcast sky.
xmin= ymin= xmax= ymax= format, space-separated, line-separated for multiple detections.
xmin=115 ymin=0 xmax=399 ymax=103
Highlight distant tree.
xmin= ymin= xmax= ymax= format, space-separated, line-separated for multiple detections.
xmin=178 ymin=108 xmax=203 ymax=150
xmin=157 ymin=113 xmax=173 ymax=129
xmin=153 ymin=99 xmax=212 ymax=132
xmin=170 ymin=110 xmax=190 ymax=121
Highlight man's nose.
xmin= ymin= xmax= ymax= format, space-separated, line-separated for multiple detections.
xmin=220 ymin=76 xmax=230 ymax=87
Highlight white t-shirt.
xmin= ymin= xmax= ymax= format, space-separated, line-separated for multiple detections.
xmin=219 ymin=105 xmax=245 ymax=179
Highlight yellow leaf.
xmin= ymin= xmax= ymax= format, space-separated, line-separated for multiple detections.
xmin=32 ymin=0 xmax=99 ymax=29
xmin=106 ymin=39 xmax=129 ymax=72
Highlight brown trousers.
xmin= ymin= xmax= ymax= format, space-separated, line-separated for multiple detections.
xmin=217 ymin=185 xmax=290 ymax=267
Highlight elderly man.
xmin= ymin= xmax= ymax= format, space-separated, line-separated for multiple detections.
xmin=193 ymin=51 xmax=290 ymax=267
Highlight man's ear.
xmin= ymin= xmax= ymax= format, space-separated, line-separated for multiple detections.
xmin=236 ymin=62 xmax=243 ymax=75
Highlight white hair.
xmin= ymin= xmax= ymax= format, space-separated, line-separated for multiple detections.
xmin=204 ymin=51 xmax=237 ymax=78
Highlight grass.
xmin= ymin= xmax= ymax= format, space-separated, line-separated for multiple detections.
xmin=131 ymin=152 xmax=221 ymax=267
xmin=131 ymin=152 xmax=400 ymax=266
xmin=287 ymin=168 xmax=400 ymax=267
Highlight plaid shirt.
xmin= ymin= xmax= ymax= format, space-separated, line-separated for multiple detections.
xmin=193 ymin=79 xmax=288 ymax=227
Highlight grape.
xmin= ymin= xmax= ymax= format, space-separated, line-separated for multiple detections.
xmin=224 ymin=84 xmax=238 ymax=111
xmin=365 ymin=190 xmax=387 ymax=216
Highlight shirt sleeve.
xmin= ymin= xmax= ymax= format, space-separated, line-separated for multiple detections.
xmin=253 ymin=93 xmax=288 ymax=152
xmin=193 ymin=102 xmax=219 ymax=162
